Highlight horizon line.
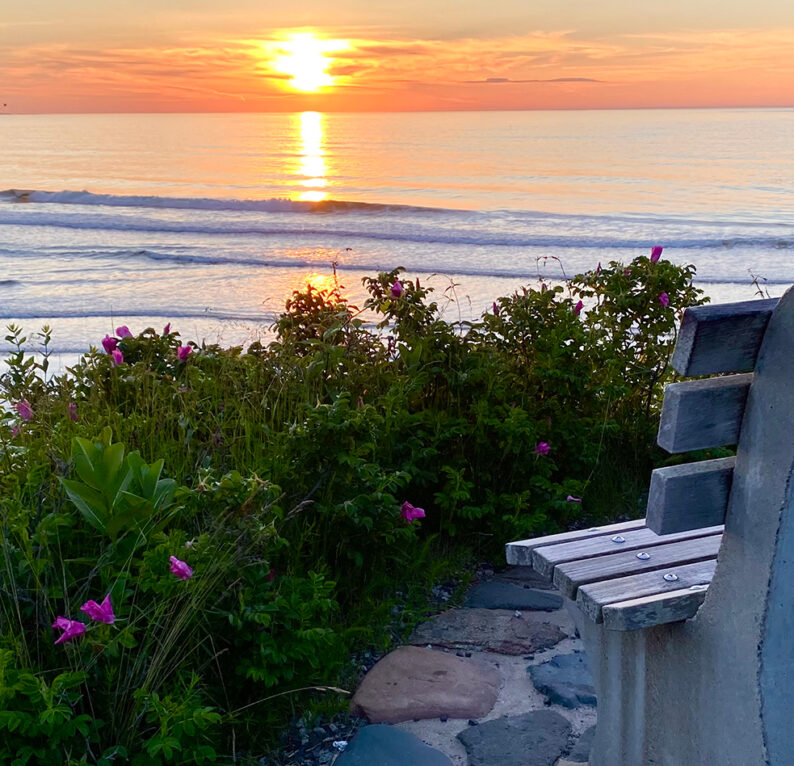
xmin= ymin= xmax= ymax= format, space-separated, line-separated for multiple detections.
xmin=2 ymin=104 xmax=794 ymax=116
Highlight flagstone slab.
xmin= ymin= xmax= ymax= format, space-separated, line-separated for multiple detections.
xmin=464 ymin=581 xmax=563 ymax=611
xmin=457 ymin=710 xmax=571 ymax=766
xmin=336 ymin=724 xmax=453 ymax=766
xmin=493 ymin=566 xmax=559 ymax=589
xmin=529 ymin=652 xmax=597 ymax=709
xmin=350 ymin=646 xmax=500 ymax=723
xmin=410 ymin=608 xmax=567 ymax=655
xmin=567 ymin=724 xmax=595 ymax=762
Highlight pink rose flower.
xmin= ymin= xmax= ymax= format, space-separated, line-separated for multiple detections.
xmin=101 ymin=335 xmax=118 ymax=354
xmin=650 ymin=246 xmax=663 ymax=263
xmin=163 ymin=323 xmax=171 ymax=335
xmin=390 ymin=280 xmax=404 ymax=298
xmin=115 ymin=326 xmax=132 ymax=339
xmin=574 ymin=300 xmax=583 ymax=316
xmin=169 ymin=555 xmax=193 ymax=580
xmin=492 ymin=302 xmax=499 ymax=316
xmin=111 ymin=348 xmax=124 ymax=366
xmin=80 ymin=593 xmax=115 ymax=624
xmin=14 ymin=400 xmax=33 ymax=421
xmin=52 ymin=616 xmax=86 ymax=645
xmin=566 ymin=495 xmax=582 ymax=503
xmin=659 ymin=292 xmax=670 ymax=307
xmin=177 ymin=345 xmax=192 ymax=361
xmin=535 ymin=442 xmax=551 ymax=456
xmin=401 ymin=501 xmax=426 ymax=523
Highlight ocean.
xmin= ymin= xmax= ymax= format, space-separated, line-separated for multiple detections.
xmin=1 ymin=109 xmax=793 ymax=359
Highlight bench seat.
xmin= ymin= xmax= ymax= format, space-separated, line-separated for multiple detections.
xmin=506 ymin=522 xmax=722 ymax=629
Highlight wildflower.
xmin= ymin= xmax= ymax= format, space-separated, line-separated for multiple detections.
xmin=390 ymin=280 xmax=404 ymax=298
xmin=535 ymin=442 xmax=551 ymax=456
xmin=177 ymin=345 xmax=192 ymax=361
xmin=625 ymin=269 xmax=631 ymax=276
xmin=163 ymin=322 xmax=171 ymax=335
xmin=115 ymin=325 xmax=132 ymax=339
xmin=68 ymin=402 xmax=78 ymax=422
xmin=493 ymin=302 xmax=499 ymax=316
xmin=11 ymin=426 xmax=19 ymax=437
xmin=574 ymin=300 xmax=583 ymax=316
xmin=101 ymin=335 xmax=118 ymax=354
xmin=401 ymin=501 xmax=426 ymax=523
xmin=650 ymin=246 xmax=664 ymax=263
xmin=659 ymin=292 xmax=670 ymax=308
xmin=111 ymin=348 xmax=124 ymax=366
xmin=596 ymin=262 xmax=602 ymax=273
xmin=14 ymin=400 xmax=33 ymax=421
xmin=52 ymin=616 xmax=86 ymax=645
xmin=566 ymin=495 xmax=582 ymax=503
xmin=267 ymin=568 xmax=275 ymax=582
xmin=169 ymin=555 xmax=193 ymax=580
xmin=80 ymin=593 xmax=115 ymax=624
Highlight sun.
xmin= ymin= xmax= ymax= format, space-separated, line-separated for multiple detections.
xmin=272 ymin=33 xmax=347 ymax=92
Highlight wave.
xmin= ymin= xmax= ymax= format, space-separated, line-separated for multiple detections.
xmin=2 ymin=208 xmax=794 ymax=250
xmin=0 ymin=308 xmax=274 ymax=322
xmin=0 ymin=246 xmax=790 ymax=287
xmin=0 ymin=188 xmax=446 ymax=215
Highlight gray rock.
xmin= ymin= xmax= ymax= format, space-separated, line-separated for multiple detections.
xmin=457 ymin=710 xmax=571 ymax=766
xmin=410 ymin=608 xmax=566 ymax=655
xmin=350 ymin=646 xmax=500 ymax=723
xmin=492 ymin=566 xmax=558 ymax=589
xmin=465 ymin=581 xmax=563 ymax=611
xmin=529 ymin=652 xmax=597 ymax=709
xmin=568 ymin=724 xmax=596 ymax=762
xmin=336 ymin=725 xmax=453 ymax=766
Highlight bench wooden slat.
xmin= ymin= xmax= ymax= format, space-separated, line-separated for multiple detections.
xmin=645 ymin=457 xmax=735 ymax=535
xmin=505 ymin=519 xmax=646 ymax=566
xmin=576 ymin=558 xmax=718 ymax=623
xmin=671 ymin=298 xmax=778 ymax=377
xmin=532 ymin=523 xmax=724 ymax=581
xmin=657 ymin=374 xmax=752 ymax=453
xmin=601 ymin=585 xmax=709 ymax=631
xmin=553 ymin=534 xmax=722 ymax=599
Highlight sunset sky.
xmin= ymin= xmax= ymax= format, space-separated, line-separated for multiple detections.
xmin=2 ymin=0 xmax=793 ymax=113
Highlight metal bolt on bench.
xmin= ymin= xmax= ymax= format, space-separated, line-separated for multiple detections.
xmin=506 ymin=292 xmax=794 ymax=765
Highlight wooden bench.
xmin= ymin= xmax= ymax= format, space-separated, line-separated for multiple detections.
xmin=506 ymin=291 xmax=794 ymax=765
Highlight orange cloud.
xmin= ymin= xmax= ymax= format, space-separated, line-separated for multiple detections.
xmin=1 ymin=26 xmax=793 ymax=113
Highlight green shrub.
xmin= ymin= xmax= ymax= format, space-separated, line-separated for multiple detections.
xmin=0 ymin=253 xmax=705 ymax=760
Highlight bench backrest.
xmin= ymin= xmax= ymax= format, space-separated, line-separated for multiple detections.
xmin=646 ymin=296 xmax=777 ymax=534
xmin=650 ymin=288 xmax=794 ymax=762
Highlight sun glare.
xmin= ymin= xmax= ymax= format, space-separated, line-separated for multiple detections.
xmin=273 ymin=33 xmax=347 ymax=92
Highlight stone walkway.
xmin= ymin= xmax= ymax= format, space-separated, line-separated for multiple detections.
xmin=338 ymin=566 xmax=597 ymax=766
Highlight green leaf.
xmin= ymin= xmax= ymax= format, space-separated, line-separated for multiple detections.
xmin=71 ymin=437 xmax=102 ymax=489
xmin=60 ymin=478 xmax=107 ymax=532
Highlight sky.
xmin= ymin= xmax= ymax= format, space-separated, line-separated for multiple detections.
xmin=2 ymin=0 xmax=793 ymax=112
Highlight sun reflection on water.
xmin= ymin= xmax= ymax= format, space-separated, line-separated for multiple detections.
xmin=296 ymin=111 xmax=328 ymax=202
